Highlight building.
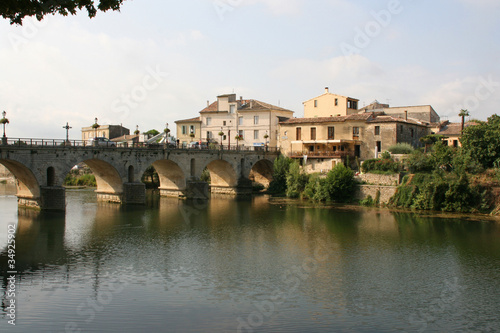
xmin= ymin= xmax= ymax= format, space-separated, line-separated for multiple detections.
xmin=175 ymin=117 xmax=202 ymax=148
xmin=81 ymin=124 xmax=129 ymax=142
xmin=197 ymin=93 xmax=294 ymax=149
xmin=359 ymin=100 xmax=440 ymax=124
xmin=436 ymin=122 xmax=478 ymax=147
xmin=279 ymin=112 xmax=429 ymax=172
xmin=303 ymin=87 xmax=359 ymax=118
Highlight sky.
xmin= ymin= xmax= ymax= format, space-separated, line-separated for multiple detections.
xmin=0 ymin=0 xmax=499 ymax=139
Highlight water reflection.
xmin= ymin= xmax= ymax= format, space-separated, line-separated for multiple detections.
xmin=0 ymin=189 xmax=498 ymax=332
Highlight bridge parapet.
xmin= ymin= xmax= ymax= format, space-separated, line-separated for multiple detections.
xmin=0 ymin=139 xmax=280 ymax=211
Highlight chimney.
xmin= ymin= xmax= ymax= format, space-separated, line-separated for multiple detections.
xmin=240 ymin=96 xmax=243 ymax=102
xmin=207 ymin=100 xmax=210 ymax=107
xmin=325 ymin=87 xmax=329 ymax=94
xmin=405 ymin=110 xmax=408 ymax=121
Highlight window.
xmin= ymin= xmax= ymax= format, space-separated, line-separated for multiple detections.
xmin=182 ymin=126 xmax=187 ymax=135
xmin=355 ymin=145 xmax=361 ymax=158
xmin=410 ymin=128 xmax=414 ymax=138
xmin=376 ymin=141 xmax=381 ymax=153
xmin=238 ymin=130 xmax=244 ymax=138
xmin=190 ymin=125 xmax=195 ymax=134
xmin=311 ymin=127 xmax=316 ymax=140
xmin=239 ymin=117 xmax=243 ymax=126
xmin=223 ymin=121 xmax=226 ymax=126
xmin=347 ymin=100 xmax=358 ymax=109
xmin=230 ymin=105 xmax=235 ymax=114
xmin=375 ymin=126 xmax=380 ymax=135
xmin=254 ymin=116 xmax=259 ymax=125
xmin=206 ymin=117 xmax=212 ymax=126
xmin=207 ymin=131 xmax=212 ymax=139
xmin=352 ymin=127 xmax=360 ymax=139
xmin=254 ymin=130 xmax=259 ymax=140
xmin=453 ymin=140 xmax=458 ymax=148
xmin=296 ymin=127 xmax=302 ymax=140
xmin=328 ymin=127 xmax=335 ymax=140
xmin=314 ymin=100 xmax=318 ymax=107
xmin=335 ymin=98 xmax=338 ymax=106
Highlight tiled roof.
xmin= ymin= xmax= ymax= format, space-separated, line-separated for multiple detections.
xmin=200 ymin=100 xmax=293 ymax=113
xmin=280 ymin=113 xmax=373 ymax=125
xmin=368 ymin=115 xmax=426 ymax=126
xmin=437 ymin=122 xmax=478 ymax=136
xmin=175 ymin=117 xmax=201 ymax=123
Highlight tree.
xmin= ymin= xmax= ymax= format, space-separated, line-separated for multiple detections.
xmin=1 ymin=0 xmax=125 ymax=25
xmin=459 ymin=109 xmax=470 ymax=132
xmin=420 ymin=134 xmax=445 ymax=153
xmin=145 ymin=129 xmax=159 ymax=137
xmin=460 ymin=114 xmax=500 ymax=168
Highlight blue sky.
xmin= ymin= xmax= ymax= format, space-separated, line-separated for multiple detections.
xmin=1 ymin=0 xmax=499 ymax=139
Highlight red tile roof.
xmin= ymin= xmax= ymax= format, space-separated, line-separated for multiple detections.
xmin=175 ymin=117 xmax=201 ymax=123
xmin=280 ymin=113 xmax=373 ymax=125
xmin=200 ymin=100 xmax=293 ymax=113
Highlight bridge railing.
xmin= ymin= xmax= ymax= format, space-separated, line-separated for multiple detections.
xmin=1 ymin=138 xmax=280 ymax=152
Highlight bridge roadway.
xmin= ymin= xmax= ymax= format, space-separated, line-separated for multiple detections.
xmin=0 ymin=138 xmax=278 ymax=211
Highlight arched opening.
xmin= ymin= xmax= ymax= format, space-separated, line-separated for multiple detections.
xmin=47 ymin=167 xmax=55 ymax=186
xmin=128 ymin=165 xmax=135 ymax=183
xmin=0 ymin=159 xmax=40 ymax=199
xmin=151 ymin=160 xmax=186 ymax=193
xmin=205 ymin=160 xmax=237 ymax=188
xmin=249 ymin=159 xmax=274 ymax=187
xmin=82 ymin=159 xmax=123 ymax=194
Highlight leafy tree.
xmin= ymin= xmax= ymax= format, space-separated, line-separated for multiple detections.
xmin=1 ymin=0 xmax=125 ymax=25
xmin=267 ymin=155 xmax=292 ymax=194
xmin=420 ymin=134 xmax=445 ymax=153
xmin=286 ymin=161 xmax=309 ymax=198
xmin=460 ymin=114 xmax=500 ymax=168
xmin=325 ymin=163 xmax=355 ymax=202
xmin=145 ymin=129 xmax=160 ymax=137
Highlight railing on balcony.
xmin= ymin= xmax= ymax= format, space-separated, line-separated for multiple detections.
xmin=290 ymin=151 xmax=354 ymax=159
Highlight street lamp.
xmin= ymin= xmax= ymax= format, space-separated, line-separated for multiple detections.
xmin=1 ymin=111 xmax=9 ymax=145
xmin=92 ymin=117 xmax=99 ymax=138
xmin=228 ymin=120 xmax=231 ymax=150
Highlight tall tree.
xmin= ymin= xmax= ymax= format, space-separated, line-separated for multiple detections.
xmin=1 ymin=0 xmax=125 ymax=25
xmin=459 ymin=109 xmax=470 ymax=132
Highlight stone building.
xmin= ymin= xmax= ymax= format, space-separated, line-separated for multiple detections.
xmin=279 ymin=112 xmax=429 ymax=172
xmin=359 ymin=100 xmax=440 ymax=124
xmin=436 ymin=121 xmax=478 ymax=147
xmin=81 ymin=124 xmax=129 ymax=142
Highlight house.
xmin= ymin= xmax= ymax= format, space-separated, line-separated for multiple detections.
xmin=175 ymin=117 xmax=202 ymax=148
xmin=436 ymin=122 xmax=478 ymax=147
xmin=359 ymin=100 xmax=440 ymax=124
xmin=81 ymin=124 xmax=129 ymax=142
xmin=278 ymin=90 xmax=433 ymax=173
xmin=198 ymin=93 xmax=294 ymax=149
xmin=303 ymin=87 xmax=359 ymax=118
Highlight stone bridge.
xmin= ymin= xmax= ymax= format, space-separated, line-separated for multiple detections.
xmin=0 ymin=142 xmax=278 ymax=211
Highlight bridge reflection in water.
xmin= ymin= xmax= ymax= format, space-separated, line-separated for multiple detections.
xmin=0 ymin=140 xmax=278 ymax=211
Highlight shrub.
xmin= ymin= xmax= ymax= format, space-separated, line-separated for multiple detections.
xmin=286 ymin=161 xmax=309 ymax=198
xmin=362 ymin=158 xmax=401 ymax=173
xmin=325 ymin=163 xmax=355 ymax=202
xmin=303 ymin=173 xmax=329 ymax=202
xmin=388 ymin=143 xmax=414 ymax=154
xmin=268 ymin=155 xmax=292 ymax=194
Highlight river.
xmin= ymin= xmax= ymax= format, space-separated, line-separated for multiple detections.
xmin=1 ymin=185 xmax=499 ymax=332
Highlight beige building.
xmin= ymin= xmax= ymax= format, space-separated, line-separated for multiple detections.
xmin=303 ymin=87 xmax=359 ymax=118
xmin=81 ymin=124 xmax=129 ymax=142
xmin=436 ymin=122 xmax=477 ymax=147
xmin=359 ymin=100 xmax=440 ymax=124
xmin=198 ymin=93 xmax=294 ymax=149
xmin=175 ymin=117 xmax=202 ymax=148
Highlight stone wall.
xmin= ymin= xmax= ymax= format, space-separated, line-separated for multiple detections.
xmin=356 ymin=173 xmax=401 ymax=186
xmin=355 ymin=185 xmax=397 ymax=204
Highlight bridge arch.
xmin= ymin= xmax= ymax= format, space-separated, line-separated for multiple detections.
xmin=205 ymin=159 xmax=238 ymax=188
xmin=78 ymin=159 xmax=123 ymax=194
xmin=0 ymin=159 xmax=40 ymax=199
xmin=249 ymin=159 xmax=274 ymax=187
xmin=150 ymin=160 xmax=186 ymax=195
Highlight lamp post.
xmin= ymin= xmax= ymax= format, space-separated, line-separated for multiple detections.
xmin=1 ymin=111 xmax=9 ymax=145
xmin=63 ymin=122 xmax=72 ymax=145
xmin=228 ymin=121 xmax=231 ymax=150
xmin=219 ymin=127 xmax=224 ymax=146
xmin=164 ymin=122 xmax=170 ymax=149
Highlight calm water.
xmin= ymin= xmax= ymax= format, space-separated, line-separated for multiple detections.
xmin=1 ymin=185 xmax=499 ymax=332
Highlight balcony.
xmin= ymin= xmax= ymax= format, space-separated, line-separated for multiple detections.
xmin=290 ymin=151 xmax=354 ymax=159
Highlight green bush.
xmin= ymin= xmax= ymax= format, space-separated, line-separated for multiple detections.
xmin=362 ymin=158 xmax=401 ymax=173
xmin=286 ymin=161 xmax=309 ymax=198
xmin=388 ymin=143 xmax=414 ymax=154
xmin=406 ymin=150 xmax=434 ymax=173
xmin=268 ymin=155 xmax=292 ymax=194
xmin=303 ymin=173 xmax=329 ymax=202
xmin=360 ymin=195 xmax=375 ymax=206
xmin=325 ymin=163 xmax=355 ymax=202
